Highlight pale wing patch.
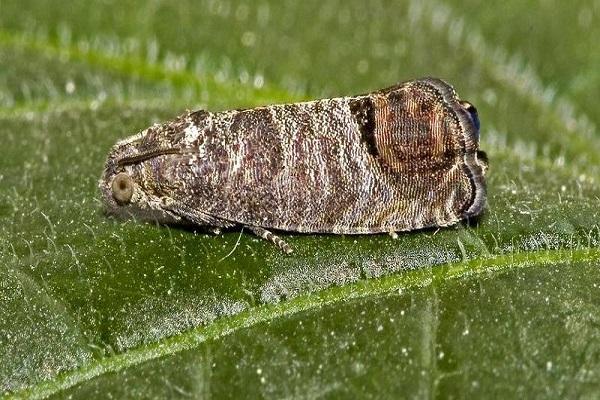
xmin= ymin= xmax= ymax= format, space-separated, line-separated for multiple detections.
xmin=183 ymin=123 xmax=201 ymax=145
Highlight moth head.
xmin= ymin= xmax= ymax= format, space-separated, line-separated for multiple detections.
xmin=98 ymin=137 xmax=181 ymax=225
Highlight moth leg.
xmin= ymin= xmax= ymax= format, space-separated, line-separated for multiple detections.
xmin=389 ymin=231 xmax=399 ymax=239
xmin=160 ymin=197 xmax=235 ymax=230
xmin=249 ymin=226 xmax=293 ymax=254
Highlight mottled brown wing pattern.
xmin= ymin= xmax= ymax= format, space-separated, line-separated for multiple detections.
xmin=99 ymin=78 xmax=488 ymax=253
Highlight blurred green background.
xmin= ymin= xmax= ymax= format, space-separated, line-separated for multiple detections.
xmin=1 ymin=1 xmax=599 ymax=398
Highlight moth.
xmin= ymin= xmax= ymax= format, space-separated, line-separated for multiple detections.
xmin=99 ymin=77 xmax=488 ymax=254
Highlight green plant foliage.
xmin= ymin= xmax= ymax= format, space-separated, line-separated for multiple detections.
xmin=1 ymin=1 xmax=599 ymax=398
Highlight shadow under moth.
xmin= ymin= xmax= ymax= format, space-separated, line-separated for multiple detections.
xmin=99 ymin=77 xmax=488 ymax=254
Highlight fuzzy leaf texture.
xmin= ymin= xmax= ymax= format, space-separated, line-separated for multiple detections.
xmin=1 ymin=1 xmax=599 ymax=398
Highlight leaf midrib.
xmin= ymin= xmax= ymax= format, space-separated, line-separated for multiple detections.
xmin=7 ymin=247 xmax=599 ymax=400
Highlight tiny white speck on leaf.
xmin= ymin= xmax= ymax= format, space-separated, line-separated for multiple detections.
xmin=65 ymin=80 xmax=76 ymax=94
xmin=241 ymin=31 xmax=256 ymax=47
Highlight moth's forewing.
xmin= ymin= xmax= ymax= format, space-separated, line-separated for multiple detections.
xmin=167 ymin=78 xmax=486 ymax=233
xmin=366 ymin=79 xmax=487 ymax=228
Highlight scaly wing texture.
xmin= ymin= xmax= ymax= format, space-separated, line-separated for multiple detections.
xmin=175 ymin=79 xmax=483 ymax=233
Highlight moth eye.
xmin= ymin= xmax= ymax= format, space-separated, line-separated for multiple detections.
xmin=111 ymin=172 xmax=134 ymax=204
xmin=460 ymin=100 xmax=480 ymax=131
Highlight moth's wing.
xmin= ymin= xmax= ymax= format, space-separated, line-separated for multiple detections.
xmin=171 ymin=108 xmax=291 ymax=228
xmin=371 ymin=78 xmax=487 ymax=221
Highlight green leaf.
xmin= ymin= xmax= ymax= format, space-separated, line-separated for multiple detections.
xmin=1 ymin=1 xmax=599 ymax=398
